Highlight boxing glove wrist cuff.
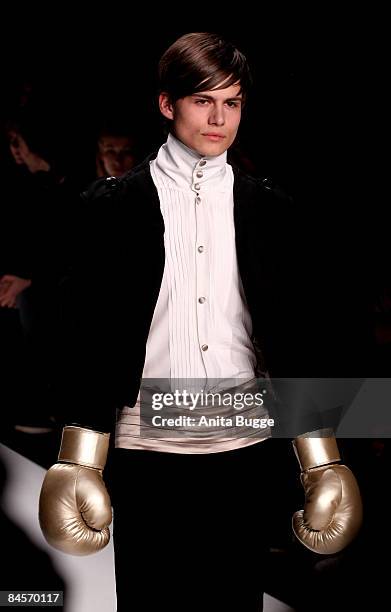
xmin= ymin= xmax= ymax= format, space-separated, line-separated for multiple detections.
xmin=58 ymin=426 xmax=110 ymax=470
xmin=292 ymin=428 xmax=341 ymax=472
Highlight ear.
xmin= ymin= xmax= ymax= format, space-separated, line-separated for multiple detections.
xmin=159 ymin=92 xmax=175 ymax=120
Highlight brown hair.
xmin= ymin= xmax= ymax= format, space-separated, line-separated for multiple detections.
xmin=158 ymin=32 xmax=252 ymax=103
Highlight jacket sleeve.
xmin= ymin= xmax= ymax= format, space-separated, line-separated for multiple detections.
xmin=58 ymin=177 xmax=124 ymax=433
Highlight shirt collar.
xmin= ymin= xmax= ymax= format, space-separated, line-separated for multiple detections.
xmin=154 ymin=132 xmax=228 ymax=190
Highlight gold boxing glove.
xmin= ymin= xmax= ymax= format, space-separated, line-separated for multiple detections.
xmin=39 ymin=426 xmax=112 ymax=555
xmin=292 ymin=430 xmax=363 ymax=554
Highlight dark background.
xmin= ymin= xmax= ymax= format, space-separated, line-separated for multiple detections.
xmin=1 ymin=16 xmax=299 ymax=189
xmin=0 ymin=11 xmax=376 ymax=208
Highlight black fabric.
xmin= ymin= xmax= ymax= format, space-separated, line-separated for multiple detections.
xmin=112 ymin=440 xmax=274 ymax=611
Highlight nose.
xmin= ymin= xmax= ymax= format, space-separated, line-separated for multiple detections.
xmin=208 ymin=104 xmax=225 ymax=126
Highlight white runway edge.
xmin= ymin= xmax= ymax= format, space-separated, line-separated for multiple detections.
xmin=0 ymin=443 xmax=294 ymax=611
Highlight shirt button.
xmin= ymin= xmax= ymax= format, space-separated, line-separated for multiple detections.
xmin=197 ymin=245 xmax=204 ymax=253
xmin=196 ymin=196 xmax=201 ymax=205
xmin=198 ymin=296 xmax=206 ymax=304
xmin=199 ymin=160 xmax=206 ymax=166
xmin=196 ymin=171 xmax=203 ymax=178
xmin=106 ymin=176 xmax=119 ymax=188
xmin=201 ymin=344 xmax=208 ymax=351
xmin=194 ymin=183 xmax=200 ymax=190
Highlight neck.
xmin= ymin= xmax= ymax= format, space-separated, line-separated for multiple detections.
xmin=26 ymin=155 xmax=50 ymax=174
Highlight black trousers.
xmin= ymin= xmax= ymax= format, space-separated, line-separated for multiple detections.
xmin=112 ymin=440 xmax=275 ymax=612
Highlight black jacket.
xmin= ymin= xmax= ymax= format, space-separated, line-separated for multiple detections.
xmin=61 ymin=156 xmax=373 ymax=433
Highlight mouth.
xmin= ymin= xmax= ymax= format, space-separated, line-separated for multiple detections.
xmin=202 ymin=133 xmax=225 ymax=141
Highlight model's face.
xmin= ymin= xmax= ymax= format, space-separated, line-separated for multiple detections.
xmin=98 ymin=135 xmax=136 ymax=177
xmin=159 ymin=82 xmax=243 ymax=157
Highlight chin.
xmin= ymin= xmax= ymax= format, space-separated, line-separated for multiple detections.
xmin=198 ymin=142 xmax=228 ymax=157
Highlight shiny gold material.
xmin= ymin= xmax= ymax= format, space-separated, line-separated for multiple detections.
xmin=292 ymin=431 xmax=363 ymax=554
xmin=39 ymin=426 xmax=112 ymax=556
xmin=58 ymin=426 xmax=110 ymax=470
xmin=292 ymin=429 xmax=341 ymax=471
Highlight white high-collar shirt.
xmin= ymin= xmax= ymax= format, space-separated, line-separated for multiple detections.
xmin=141 ymin=132 xmax=257 ymax=388
xmin=115 ymin=134 xmax=271 ymax=453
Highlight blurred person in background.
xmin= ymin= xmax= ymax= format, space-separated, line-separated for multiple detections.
xmin=95 ymin=123 xmax=140 ymax=178
xmin=1 ymin=110 xmax=76 ymax=432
